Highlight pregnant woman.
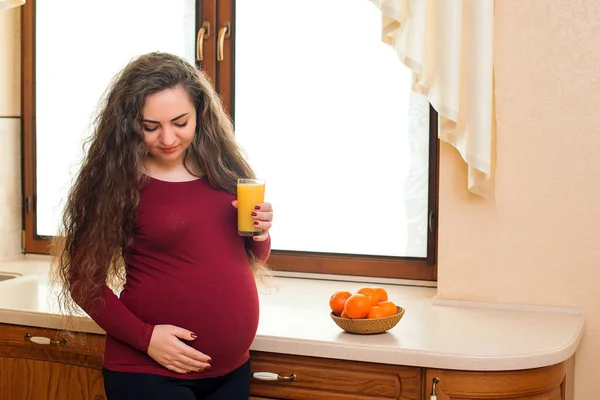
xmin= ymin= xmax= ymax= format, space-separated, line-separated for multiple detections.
xmin=52 ymin=52 xmax=273 ymax=400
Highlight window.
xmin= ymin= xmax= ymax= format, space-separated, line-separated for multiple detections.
xmin=22 ymin=0 xmax=439 ymax=280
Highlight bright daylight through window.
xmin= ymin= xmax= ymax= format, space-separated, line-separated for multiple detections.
xmin=34 ymin=0 xmax=430 ymax=259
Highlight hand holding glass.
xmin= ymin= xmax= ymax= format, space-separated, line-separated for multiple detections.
xmin=237 ymin=179 xmax=265 ymax=236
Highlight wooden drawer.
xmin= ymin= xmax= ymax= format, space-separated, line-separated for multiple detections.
xmin=249 ymin=351 xmax=421 ymax=400
xmin=423 ymin=364 xmax=566 ymax=400
xmin=0 ymin=323 xmax=105 ymax=369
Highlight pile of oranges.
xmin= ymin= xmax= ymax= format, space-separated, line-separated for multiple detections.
xmin=329 ymin=287 xmax=398 ymax=319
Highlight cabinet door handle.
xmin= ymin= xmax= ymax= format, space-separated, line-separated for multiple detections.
xmin=430 ymin=376 xmax=440 ymax=400
xmin=251 ymin=372 xmax=297 ymax=382
xmin=25 ymin=333 xmax=67 ymax=345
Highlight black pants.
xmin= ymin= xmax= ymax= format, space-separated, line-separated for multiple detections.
xmin=102 ymin=359 xmax=251 ymax=400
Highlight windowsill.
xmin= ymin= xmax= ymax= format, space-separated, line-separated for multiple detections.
xmin=1 ymin=253 xmax=438 ymax=287
xmin=268 ymin=270 xmax=437 ymax=288
xmin=0 ymin=254 xmax=585 ymax=372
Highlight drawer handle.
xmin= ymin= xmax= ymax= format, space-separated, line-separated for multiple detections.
xmin=25 ymin=333 xmax=67 ymax=345
xmin=430 ymin=376 xmax=440 ymax=400
xmin=251 ymin=372 xmax=297 ymax=382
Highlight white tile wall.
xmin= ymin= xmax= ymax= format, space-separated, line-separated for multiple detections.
xmin=0 ymin=8 xmax=21 ymax=261
xmin=0 ymin=118 xmax=21 ymax=260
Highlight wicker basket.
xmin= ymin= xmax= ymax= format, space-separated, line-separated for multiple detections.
xmin=330 ymin=306 xmax=405 ymax=335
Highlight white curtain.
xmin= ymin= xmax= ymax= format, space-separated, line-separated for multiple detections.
xmin=0 ymin=0 xmax=24 ymax=11
xmin=372 ymin=0 xmax=496 ymax=199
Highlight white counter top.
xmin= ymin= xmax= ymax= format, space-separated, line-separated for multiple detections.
xmin=0 ymin=255 xmax=585 ymax=371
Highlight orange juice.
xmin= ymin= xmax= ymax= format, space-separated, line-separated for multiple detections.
xmin=237 ymin=179 xmax=265 ymax=236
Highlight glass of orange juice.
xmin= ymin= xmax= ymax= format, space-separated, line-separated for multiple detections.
xmin=237 ymin=178 xmax=266 ymax=236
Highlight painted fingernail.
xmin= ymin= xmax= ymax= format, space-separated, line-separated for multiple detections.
xmin=253 ymin=221 xmax=259 ymax=226
xmin=251 ymin=212 xmax=257 ymax=217
xmin=191 ymin=333 xmax=197 ymax=339
xmin=255 ymin=205 xmax=260 ymax=210
xmin=207 ymin=359 xmax=212 ymax=363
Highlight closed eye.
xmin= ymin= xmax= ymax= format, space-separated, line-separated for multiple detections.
xmin=142 ymin=120 xmax=187 ymax=132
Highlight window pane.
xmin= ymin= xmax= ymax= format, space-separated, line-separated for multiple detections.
xmin=35 ymin=0 xmax=196 ymax=237
xmin=234 ymin=0 xmax=430 ymax=257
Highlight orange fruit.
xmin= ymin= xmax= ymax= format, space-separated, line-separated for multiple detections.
xmin=373 ymin=287 xmax=388 ymax=303
xmin=378 ymin=301 xmax=397 ymax=317
xmin=344 ymin=294 xmax=371 ymax=319
xmin=329 ymin=291 xmax=352 ymax=315
xmin=367 ymin=306 xmax=386 ymax=319
xmin=340 ymin=310 xmax=349 ymax=318
xmin=356 ymin=287 xmax=379 ymax=306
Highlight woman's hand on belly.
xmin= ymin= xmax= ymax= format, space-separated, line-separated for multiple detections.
xmin=147 ymin=325 xmax=212 ymax=374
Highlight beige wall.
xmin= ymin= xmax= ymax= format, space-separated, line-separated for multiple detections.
xmin=0 ymin=7 xmax=21 ymax=261
xmin=437 ymin=1 xmax=600 ymax=398
xmin=0 ymin=6 xmax=20 ymax=115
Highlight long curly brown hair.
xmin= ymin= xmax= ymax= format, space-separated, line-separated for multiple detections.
xmin=51 ymin=52 xmax=266 ymax=317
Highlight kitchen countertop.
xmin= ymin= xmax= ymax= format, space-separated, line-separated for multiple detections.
xmin=0 ymin=255 xmax=585 ymax=371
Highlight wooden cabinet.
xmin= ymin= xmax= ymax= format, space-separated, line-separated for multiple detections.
xmin=0 ymin=358 xmax=105 ymax=400
xmin=0 ymin=323 xmax=106 ymax=400
xmin=249 ymin=351 xmax=421 ymax=400
xmin=249 ymin=398 xmax=278 ymax=400
xmin=0 ymin=323 xmax=571 ymax=400
xmin=423 ymin=364 xmax=567 ymax=400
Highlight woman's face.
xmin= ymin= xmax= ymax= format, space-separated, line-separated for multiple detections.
xmin=141 ymin=85 xmax=197 ymax=167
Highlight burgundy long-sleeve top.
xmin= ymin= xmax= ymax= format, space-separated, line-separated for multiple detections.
xmin=79 ymin=176 xmax=270 ymax=379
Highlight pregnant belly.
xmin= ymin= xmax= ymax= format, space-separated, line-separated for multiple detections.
xmin=121 ymin=269 xmax=260 ymax=373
